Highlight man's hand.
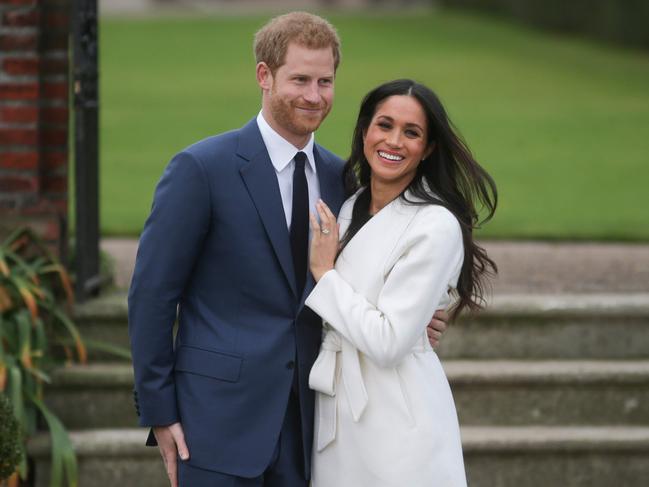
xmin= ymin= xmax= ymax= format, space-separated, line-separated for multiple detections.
xmin=427 ymin=309 xmax=449 ymax=348
xmin=153 ymin=422 xmax=190 ymax=487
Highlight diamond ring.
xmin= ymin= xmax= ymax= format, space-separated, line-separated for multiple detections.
xmin=321 ymin=228 xmax=331 ymax=235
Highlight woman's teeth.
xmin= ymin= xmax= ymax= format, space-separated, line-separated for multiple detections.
xmin=378 ymin=151 xmax=404 ymax=161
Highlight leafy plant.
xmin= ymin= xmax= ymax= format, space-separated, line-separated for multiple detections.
xmin=0 ymin=393 xmax=22 ymax=481
xmin=0 ymin=227 xmax=85 ymax=487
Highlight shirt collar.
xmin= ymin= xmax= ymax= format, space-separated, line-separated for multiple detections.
xmin=257 ymin=110 xmax=316 ymax=173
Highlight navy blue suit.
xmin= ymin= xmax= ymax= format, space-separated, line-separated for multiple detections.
xmin=128 ymin=118 xmax=345 ymax=479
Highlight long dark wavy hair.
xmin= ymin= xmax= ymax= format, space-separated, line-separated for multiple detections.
xmin=340 ymin=79 xmax=498 ymax=320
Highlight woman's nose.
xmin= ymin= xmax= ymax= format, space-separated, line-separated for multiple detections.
xmin=386 ymin=130 xmax=402 ymax=148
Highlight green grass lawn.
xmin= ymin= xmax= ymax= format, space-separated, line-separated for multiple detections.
xmin=98 ymin=10 xmax=649 ymax=239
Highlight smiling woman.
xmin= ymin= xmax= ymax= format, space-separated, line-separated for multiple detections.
xmin=305 ymin=79 xmax=497 ymax=486
xmin=362 ymin=95 xmax=433 ymax=207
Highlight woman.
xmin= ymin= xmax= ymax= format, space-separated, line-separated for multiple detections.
xmin=305 ymin=79 xmax=497 ymax=486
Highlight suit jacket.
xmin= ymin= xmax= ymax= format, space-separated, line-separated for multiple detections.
xmin=128 ymin=118 xmax=345 ymax=478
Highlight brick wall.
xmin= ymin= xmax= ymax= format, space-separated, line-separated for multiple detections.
xmin=0 ymin=0 xmax=70 ymax=256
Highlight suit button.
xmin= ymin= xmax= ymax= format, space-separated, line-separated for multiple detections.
xmin=286 ymin=361 xmax=295 ymax=370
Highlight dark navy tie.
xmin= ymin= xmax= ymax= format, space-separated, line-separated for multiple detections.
xmin=290 ymin=152 xmax=309 ymax=298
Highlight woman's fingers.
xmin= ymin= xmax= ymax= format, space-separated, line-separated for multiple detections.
xmin=320 ymin=200 xmax=336 ymax=221
xmin=317 ymin=199 xmax=336 ymax=234
xmin=316 ymin=201 xmax=330 ymax=229
xmin=309 ymin=212 xmax=320 ymax=233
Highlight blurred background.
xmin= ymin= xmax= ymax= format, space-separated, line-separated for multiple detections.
xmin=96 ymin=0 xmax=649 ymax=240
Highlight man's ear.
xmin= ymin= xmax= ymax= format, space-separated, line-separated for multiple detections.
xmin=256 ymin=62 xmax=273 ymax=91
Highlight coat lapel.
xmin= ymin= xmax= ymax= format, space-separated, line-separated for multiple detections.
xmin=237 ymin=119 xmax=298 ymax=298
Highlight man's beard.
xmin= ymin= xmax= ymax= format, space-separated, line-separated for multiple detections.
xmin=269 ymin=93 xmax=330 ymax=137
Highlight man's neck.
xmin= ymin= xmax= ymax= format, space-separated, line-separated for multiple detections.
xmin=260 ymin=110 xmax=311 ymax=149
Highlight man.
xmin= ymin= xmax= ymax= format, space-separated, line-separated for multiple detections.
xmin=128 ymin=12 xmax=447 ymax=487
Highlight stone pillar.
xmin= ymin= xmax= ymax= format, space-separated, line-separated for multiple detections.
xmin=0 ymin=0 xmax=70 ymax=258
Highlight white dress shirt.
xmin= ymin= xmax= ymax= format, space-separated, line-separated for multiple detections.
xmin=256 ymin=111 xmax=321 ymax=230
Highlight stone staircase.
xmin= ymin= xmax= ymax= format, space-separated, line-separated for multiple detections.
xmin=28 ymin=292 xmax=649 ymax=486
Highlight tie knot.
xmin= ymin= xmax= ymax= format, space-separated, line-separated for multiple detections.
xmin=294 ymin=151 xmax=307 ymax=171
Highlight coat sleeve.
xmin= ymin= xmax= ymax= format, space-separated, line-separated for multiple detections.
xmin=128 ymin=151 xmax=211 ymax=427
xmin=305 ymin=206 xmax=463 ymax=368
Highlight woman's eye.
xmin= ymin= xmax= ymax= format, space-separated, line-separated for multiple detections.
xmin=378 ymin=122 xmax=391 ymax=129
xmin=405 ymin=129 xmax=420 ymax=138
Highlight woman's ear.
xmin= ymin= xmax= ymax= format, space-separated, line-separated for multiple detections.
xmin=424 ymin=142 xmax=436 ymax=160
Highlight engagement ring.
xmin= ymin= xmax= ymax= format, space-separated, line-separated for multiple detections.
xmin=321 ymin=228 xmax=331 ymax=235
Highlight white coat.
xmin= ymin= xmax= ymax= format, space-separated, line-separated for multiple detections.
xmin=306 ymin=188 xmax=467 ymax=487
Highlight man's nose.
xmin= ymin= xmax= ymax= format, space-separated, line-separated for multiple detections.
xmin=303 ymin=82 xmax=320 ymax=104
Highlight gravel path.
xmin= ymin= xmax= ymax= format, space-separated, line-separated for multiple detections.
xmin=102 ymin=238 xmax=649 ymax=295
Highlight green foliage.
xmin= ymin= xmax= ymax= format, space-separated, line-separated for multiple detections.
xmin=98 ymin=12 xmax=649 ymax=240
xmin=438 ymin=0 xmax=649 ymax=49
xmin=0 ymin=393 xmax=23 ymax=480
xmin=0 ymin=228 xmax=84 ymax=486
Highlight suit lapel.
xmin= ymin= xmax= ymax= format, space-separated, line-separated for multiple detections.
xmin=314 ymin=145 xmax=345 ymax=217
xmin=300 ymin=146 xmax=346 ymax=303
xmin=238 ymin=119 xmax=298 ymax=298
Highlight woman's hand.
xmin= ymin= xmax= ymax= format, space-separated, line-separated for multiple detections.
xmin=309 ymin=199 xmax=340 ymax=282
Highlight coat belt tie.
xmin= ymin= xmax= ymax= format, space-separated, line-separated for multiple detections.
xmin=308 ymin=327 xmax=368 ymax=452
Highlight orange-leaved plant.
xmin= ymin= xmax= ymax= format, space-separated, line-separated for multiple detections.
xmin=0 ymin=227 xmax=85 ymax=487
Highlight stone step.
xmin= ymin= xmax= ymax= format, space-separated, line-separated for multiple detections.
xmin=462 ymin=426 xmax=649 ymax=487
xmin=28 ymin=429 xmax=166 ymax=487
xmin=73 ymin=292 xmax=131 ymax=362
xmin=445 ymin=360 xmax=649 ymax=426
xmin=46 ymin=364 xmax=138 ymax=429
xmin=437 ymin=293 xmax=649 ymax=359
xmin=27 ymin=426 xmax=649 ymax=487
xmin=46 ymin=360 xmax=649 ymax=429
xmin=74 ymin=293 xmax=649 ymax=361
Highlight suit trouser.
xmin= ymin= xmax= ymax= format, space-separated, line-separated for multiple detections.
xmin=178 ymin=387 xmax=307 ymax=487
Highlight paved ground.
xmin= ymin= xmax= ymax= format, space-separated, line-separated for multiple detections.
xmin=102 ymin=238 xmax=649 ymax=295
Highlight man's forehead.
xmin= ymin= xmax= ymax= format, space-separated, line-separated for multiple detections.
xmin=282 ymin=43 xmax=335 ymax=67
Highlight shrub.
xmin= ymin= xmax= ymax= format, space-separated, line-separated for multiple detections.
xmin=0 ymin=393 xmax=23 ymax=481
xmin=0 ymin=227 xmax=85 ymax=486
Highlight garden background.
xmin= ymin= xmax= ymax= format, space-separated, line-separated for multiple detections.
xmin=97 ymin=9 xmax=649 ymax=240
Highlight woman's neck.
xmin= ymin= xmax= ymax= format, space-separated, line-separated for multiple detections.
xmin=369 ymin=177 xmax=413 ymax=215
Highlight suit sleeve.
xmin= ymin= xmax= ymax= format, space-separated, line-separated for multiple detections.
xmin=128 ymin=151 xmax=211 ymax=427
xmin=305 ymin=207 xmax=463 ymax=368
